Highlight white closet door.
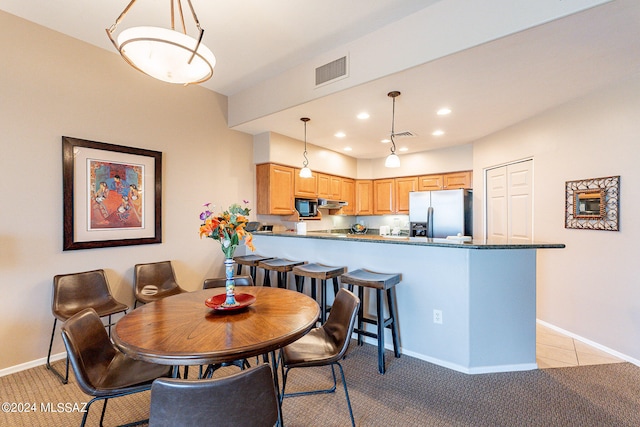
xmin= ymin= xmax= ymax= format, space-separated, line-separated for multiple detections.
xmin=486 ymin=159 xmax=533 ymax=241
xmin=487 ymin=167 xmax=508 ymax=239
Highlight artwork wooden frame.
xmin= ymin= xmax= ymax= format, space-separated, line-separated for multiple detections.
xmin=565 ymin=175 xmax=619 ymax=231
xmin=63 ymin=136 xmax=162 ymax=250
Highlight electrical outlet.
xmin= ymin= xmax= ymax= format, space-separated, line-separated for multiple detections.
xmin=433 ymin=309 xmax=443 ymax=324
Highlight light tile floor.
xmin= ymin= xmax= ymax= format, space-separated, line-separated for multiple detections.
xmin=536 ymin=323 xmax=623 ymax=369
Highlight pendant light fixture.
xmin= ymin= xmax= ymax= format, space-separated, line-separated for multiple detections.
xmin=299 ymin=117 xmax=312 ymax=178
xmin=384 ymin=91 xmax=401 ymax=168
xmin=106 ymin=0 xmax=216 ymax=85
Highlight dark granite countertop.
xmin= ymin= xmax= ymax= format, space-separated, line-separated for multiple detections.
xmin=252 ymin=230 xmax=565 ymax=250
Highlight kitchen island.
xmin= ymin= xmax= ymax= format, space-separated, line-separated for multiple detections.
xmin=251 ymin=231 xmax=564 ymax=374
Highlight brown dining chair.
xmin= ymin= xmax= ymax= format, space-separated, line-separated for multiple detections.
xmin=61 ymin=308 xmax=172 ymax=427
xmin=280 ymin=288 xmax=360 ymax=427
xmin=134 ymin=261 xmax=187 ymax=308
xmin=201 ymin=275 xmax=254 ymax=376
xmin=47 ymin=269 xmax=129 ymax=384
xmin=149 ymin=364 xmax=278 ymax=427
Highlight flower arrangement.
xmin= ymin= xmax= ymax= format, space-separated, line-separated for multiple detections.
xmin=199 ymin=200 xmax=255 ymax=258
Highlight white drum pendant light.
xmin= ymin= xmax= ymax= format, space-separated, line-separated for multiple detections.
xmin=385 ymin=91 xmax=401 ymax=168
xmin=299 ymin=118 xmax=312 ymax=178
xmin=106 ymin=0 xmax=216 ymax=85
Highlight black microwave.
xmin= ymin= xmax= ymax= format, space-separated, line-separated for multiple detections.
xmin=295 ymin=198 xmax=318 ymax=217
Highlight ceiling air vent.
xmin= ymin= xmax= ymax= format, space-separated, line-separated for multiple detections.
xmin=315 ymin=56 xmax=348 ymax=87
xmin=393 ymin=131 xmax=416 ymax=138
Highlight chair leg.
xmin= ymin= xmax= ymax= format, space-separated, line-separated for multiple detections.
xmin=278 ymin=271 xmax=287 ymax=289
xmin=46 ymin=318 xmax=69 ymax=384
xmin=281 ymin=363 xmax=353 ymax=426
xmin=320 ymin=279 xmax=327 ymax=324
xmin=264 ymin=269 xmax=272 ymax=287
xmin=357 ymin=286 xmax=365 ymax=346
xmin=281 ymin=364 xmax=338 ymax=400
xmin=332 ymin=277 xmax=340 ymax=297
xmin=387 ymin=288 xmax=401 ymax=358
xmin=99 ymin=398 xmax=109 ymax=427
xmin=336 ymin=361 xmax=356 ymax=427
xmin=376 ymin=289 xmax=386 ymax=374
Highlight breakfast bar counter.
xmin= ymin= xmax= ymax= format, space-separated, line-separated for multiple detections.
xmin=251 ymin=231 xmax=564 ymax=374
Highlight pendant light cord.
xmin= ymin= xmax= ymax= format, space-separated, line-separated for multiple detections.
xmin=388 ymin=91 xmax=400 ymax=155
xmin=301 ymin=117 xmax=310 ymax=168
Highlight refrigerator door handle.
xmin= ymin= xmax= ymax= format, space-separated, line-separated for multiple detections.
xmin=427 ymin=206 xmax=434 ymax=238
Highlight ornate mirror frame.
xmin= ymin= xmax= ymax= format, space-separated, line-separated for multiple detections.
xmin=565 ymin=176 xmax=619 ymax=231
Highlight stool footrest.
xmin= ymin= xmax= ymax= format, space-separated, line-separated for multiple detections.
xmin=360 ymin=316 xmax=394 ymax=329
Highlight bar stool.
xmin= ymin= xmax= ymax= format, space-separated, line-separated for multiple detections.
xmin=339 ymin=269 xmax=402 ymax=374
xmin=258 ymin=258 xmax=307 ymax=289
xmin=292 ymin=263 xmax=346 ymax=323
xmin=233 ymin=254 xmax=273 ymax=283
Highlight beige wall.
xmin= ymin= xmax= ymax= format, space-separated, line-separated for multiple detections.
xmin=0 ymin=12 xmax=254 ymax=371
xmin=473 ymin=73 xmax=640 ymax=362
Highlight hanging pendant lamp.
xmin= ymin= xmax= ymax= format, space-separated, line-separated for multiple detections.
xmin=106 ymin=0 xmax=216 ymax=85
xmin=385 ymin=91 xmax=401 ymax=168
xmin=299 ymin=118 xmax=312 ymax=178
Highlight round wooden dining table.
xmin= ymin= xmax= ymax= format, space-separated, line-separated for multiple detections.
xmin=112 ymin=286 xmax=320 ymax=366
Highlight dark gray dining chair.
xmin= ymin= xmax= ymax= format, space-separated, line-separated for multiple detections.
xmin=61 ymin=308 xmax=172 ymax=427
xmin=280 ymin=288 xmax=360 ymax=426
xmin=47 ymin=269 xmax=128 ymax=384
xmin=149 ymin=364 xmax=278 ymax=427
xmin=134 ymin=261 xmax=187 ymax=308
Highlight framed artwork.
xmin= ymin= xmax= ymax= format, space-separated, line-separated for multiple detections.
xmin=62 ymin=136 xmax=162 ymax=250
xmin=565 ymin=175 xmax=620 ymax=231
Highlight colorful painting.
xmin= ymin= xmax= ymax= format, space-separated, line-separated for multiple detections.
xmin=63 ymin=136 xmax=162 ymax=250
xmin=89 ymin=160 xmax=144 ymax=229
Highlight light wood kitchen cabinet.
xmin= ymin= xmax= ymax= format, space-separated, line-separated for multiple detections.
xmin=294 ymin=169 xmax=317 ymax=198
xmin=418 ymin=171 xmax=472 ymax=190
xmin=340 ymin=178 xmax=356 ymax=215
xmin=356 ymin=180 xmax=374 ymax=215
xmin=256 ymin=163 xmax=294 ymax=215
xmin=395 ymin=176 xmax=419 ymax=214
xmin=373 ymin=179 xmax=395 ymax=215
xmin=443 ymin=171 xmax=472 ymax=189
xmin=317 ymin=173 xmax=341 ymax=199
xmin=418 ymin=174 xmax=444 ymax=191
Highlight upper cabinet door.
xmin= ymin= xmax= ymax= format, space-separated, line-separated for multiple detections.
xmin=418 ymin=174 xmax=443 ymax=191
xmin=356 ymin=180 xmax=373 ymax=215
xmin=317 ymin=173 xmax=340 ymax=199
xmin=443 ymin=171 xmax=472 ymax=189
xmin=294 ymin=169 xmax=317 ymax=198
xmin=340 ymin=178 xmax=356 ymax=215
xmin=373 ymin=179 xmax=395 ymax=215
xmin=256 ymin=163 xmax=294 ymax=215
xmin=395 ymin=176 xmax=419 ymax=214
xmin=317 ymin=173 xmax=330 ymax=199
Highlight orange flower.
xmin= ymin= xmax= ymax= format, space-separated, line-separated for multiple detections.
xmin=199 ymin=201 xmax=256 ymax=258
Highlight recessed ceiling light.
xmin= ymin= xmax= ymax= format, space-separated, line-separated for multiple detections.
xmin=344 ymin=147 xmax=352 ymax=151
xmin=399 ymin=147 xmax=409 ymax=152
xmin=381 ymin=139 xmax=390 ymax=144
xmin=437 ymin=108 xmax=451 ymax=116
xmin=335 ymin=131 xmax=346 ymax=138
xmin=357 ymin=112 xmax=370 ymax=120
xmin=432 ymin=130 xmax=445 ymax=136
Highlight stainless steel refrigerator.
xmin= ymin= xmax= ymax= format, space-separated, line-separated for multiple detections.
xmin=409 ymin=189 xmax=472 ymax=238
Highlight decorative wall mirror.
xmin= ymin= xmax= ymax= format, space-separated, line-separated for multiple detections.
xmin=565 ymin=176 xmax=619 ymax=231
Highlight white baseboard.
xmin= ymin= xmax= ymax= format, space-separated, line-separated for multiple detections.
xmin=353 ymin=333 xmax=538 ymax=374
xmin=536 ymin=319 xmax=640 ymax=367
xmin=0 ymin=352 xmax=65 ymax=378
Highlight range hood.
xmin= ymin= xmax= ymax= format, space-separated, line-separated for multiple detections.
xmin=318 ymin=198 xmax=348 ymax=209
